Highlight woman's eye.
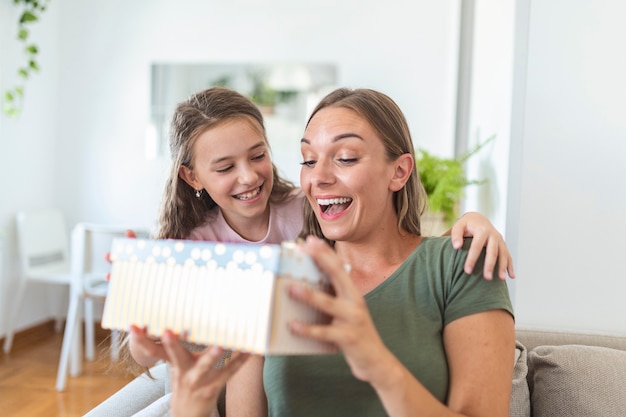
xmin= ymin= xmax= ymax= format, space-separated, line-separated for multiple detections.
xmin=338 ymin=157 xmax=357 ymax=164
xmin=300 ymin=160 xmax=316 ymax=167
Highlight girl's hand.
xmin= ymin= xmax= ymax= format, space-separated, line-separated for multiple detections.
xmin=287 ymin=236 xmax=390 ymax=383
xmin=449 ymin=212 xmax=515 ymax=280
xmin=128 ymin=324 xmax=168 ymax=368
xmin=105 ymin=229 xmax=137 ymax=281
xmin=161 ymin=330 xmax=250 ymax=417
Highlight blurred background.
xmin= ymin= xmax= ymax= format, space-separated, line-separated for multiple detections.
xmin=0 ymin=0 xmax=624 ymax=346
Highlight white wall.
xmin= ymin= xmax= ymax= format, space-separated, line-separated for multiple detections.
xmin=1 ymin=0 xmax=65 ymax=333
xmin=0 ymin=0 xmax=461 ymax=335
xmin=463 ymin=0 xmax=515 ymax=235
xmin=53 ymin=0 xmax=461 ymax=228
xmin=461 ymin=0 xmax=516 ymax=299
xmin=508 ymin=0 xmax=626 ymax=335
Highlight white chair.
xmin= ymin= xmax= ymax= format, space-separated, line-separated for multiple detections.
xmin=3 ymin=209 xmax=74 ymax=353
xmin=56 ymin=222 xmax=150 ymax=391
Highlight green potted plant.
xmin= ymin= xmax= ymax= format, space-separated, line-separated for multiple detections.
xmin=416 ymin=134 xmax=495 ymax=233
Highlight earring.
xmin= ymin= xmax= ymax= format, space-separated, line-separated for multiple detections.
xmin=195 ymin=189 xmax=202 ymax=198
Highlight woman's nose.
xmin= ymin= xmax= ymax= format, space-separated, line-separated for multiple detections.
xmin=307 ymin=160 xmax=334 ymax=187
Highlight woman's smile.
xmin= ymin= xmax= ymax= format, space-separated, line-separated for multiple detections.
xmin=317 ymin=196 xmax=353 ymax=216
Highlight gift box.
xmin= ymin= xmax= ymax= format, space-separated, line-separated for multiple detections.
xmin=101 ymin=238 xmax=336 ymax=355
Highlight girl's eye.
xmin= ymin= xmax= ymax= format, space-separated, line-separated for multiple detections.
xmin=251 ymin=152 xmax=266 ymax=161
xmin=216 ymin=165 xmax=233 ymax=173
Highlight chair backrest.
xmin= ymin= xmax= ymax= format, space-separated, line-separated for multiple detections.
xmin=71 ymin=223 xmax=151 ymax=295
xmin=16 ymin=208 xmax=71 ymax=279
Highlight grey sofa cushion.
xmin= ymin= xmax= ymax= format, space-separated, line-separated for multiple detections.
xmin=516 ymin=328 xmax=626 ymax=352
xmin=83 ymin=363 xmax=168 ymax=417
xmin=510 ymin=341 xmax=530 ymax=417
xmin=131 ymin=393 xmax=171 ymax=417
xmin=528 ymin=344 xmax=626 ymax=417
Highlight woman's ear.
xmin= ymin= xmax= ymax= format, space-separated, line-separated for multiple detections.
xmin=389 ymin=153 xmax=414 ymax=192
xmin=178 ymin=166 xmax=202 ymax=190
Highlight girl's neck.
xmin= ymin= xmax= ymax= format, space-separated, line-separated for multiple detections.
xmin=222 ymin=207 xmax=271 ymax=242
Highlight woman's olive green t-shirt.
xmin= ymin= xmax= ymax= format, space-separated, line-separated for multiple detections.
xmin=263 ymin=236 xmax=514 ymax=417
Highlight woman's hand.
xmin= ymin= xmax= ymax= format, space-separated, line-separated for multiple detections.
xmin=286 ymin=236 xmax=391 ymax=384
xmin=161 ymin=330 xmax=250 ymax=417
xmin=449 ymin=212 xmax=515 ymax=280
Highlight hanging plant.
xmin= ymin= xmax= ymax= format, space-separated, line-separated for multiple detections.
xmin=3 ymin=0 xmax=50 ymax=118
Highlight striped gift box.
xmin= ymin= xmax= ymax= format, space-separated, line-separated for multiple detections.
xmin=101 ymin=238 xmax=335 ymax=355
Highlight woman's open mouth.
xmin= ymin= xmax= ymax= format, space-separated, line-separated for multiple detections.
xmin=317 ymin=197 xmax=352 ymax=215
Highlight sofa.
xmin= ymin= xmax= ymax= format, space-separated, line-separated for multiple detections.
xmin=85 ymin=327 xmax=626 ymax=417
xmin=511 ymin=328 xmax=626 ymax=417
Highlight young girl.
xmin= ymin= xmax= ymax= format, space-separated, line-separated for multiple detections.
xmin=154 ymin=86 xmax=303 ymax=244
xmin=121 ymin=86 xmax=513 ymax=415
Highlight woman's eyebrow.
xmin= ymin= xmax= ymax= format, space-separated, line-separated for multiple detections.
xmin=301 ymin=133 xmax=364 ymax=145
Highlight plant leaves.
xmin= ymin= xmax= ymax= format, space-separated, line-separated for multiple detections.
xmin=18 ymin=28 xmax=28 ymax=40
xmin=19 ymin=11 xmax=38 ymax=24
xmin=5 ymin=0 xmax=50 ymax=117
xmin=6 ymin=106 xmax=21 ymax=118
xmin=458 ymin=134 xmax=496 ymax=163
xmin=415 ymin=137 xmax=495 ymax=224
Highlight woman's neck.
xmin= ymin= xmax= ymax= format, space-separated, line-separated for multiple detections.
xmin=334 ymin=230 xmax=422 ymax=295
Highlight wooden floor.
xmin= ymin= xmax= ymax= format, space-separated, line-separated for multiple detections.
xmin=0 ymin=321 xmax=135 ymax=417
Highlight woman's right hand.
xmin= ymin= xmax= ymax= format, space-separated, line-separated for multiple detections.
xmin=287 ymin=236 xmax=391 ymax=384
xmin=161 ymin=330 xmax=250 ymax=417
